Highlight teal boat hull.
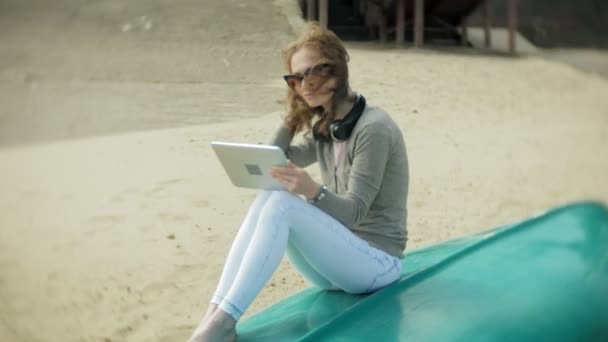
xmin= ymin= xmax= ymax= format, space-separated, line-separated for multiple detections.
xmin=237 ymin=202 xmax=608 ymax=341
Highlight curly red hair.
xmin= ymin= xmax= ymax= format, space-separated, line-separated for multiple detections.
xmin=281 ymin=22 xmax=350 ymax=139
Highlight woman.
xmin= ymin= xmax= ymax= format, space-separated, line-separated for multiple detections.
xmin=189 ymin=22 xmax=409 ymax=342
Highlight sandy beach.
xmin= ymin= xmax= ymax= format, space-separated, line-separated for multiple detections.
xmin=1 ymin=1 xmax=608 ymax=341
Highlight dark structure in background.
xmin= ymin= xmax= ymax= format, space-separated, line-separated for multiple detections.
xmin=300 ymin=0 xmax=608 ymax=49
xmin=300 ymin=0 xmax=518 ymax=53
xmin=468 ymin=0 xmax=608 ymax=48
xmin=309 ymin=0 xmax=485 ymax=43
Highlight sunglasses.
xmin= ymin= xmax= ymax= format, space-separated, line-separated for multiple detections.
xmin=283 ymin=63 xmax=333 ymax=89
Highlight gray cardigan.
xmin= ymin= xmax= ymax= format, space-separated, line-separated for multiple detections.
xmin=269 ymin=104 xmax=409 ymax=258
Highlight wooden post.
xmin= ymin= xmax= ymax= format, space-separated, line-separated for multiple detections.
xmin=379 ymin=10 xmax=388 ymax=42
xmin=414 ymin=0 xmax=424 ymax=47
xmin=396 ymin=0 xmax=405 ymax=44
xmin=507 ymin=0 xmax=518 ymax=54
xmin=461 ymin=18 xmax=468 ymax=46
xmin=307 ymin=0 xmax=317 ymax=21
xmin=319 ymin=0 xmax=328 ymax=28
xmin=483 ymin=0 xmax=491 ymax=48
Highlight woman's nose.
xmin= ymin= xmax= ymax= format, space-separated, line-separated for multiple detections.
xmin=302 ymin=78 xmax=315 ymax=90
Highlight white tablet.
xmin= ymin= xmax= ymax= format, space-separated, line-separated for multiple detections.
xmin=211 ymin=141 xmax=288 ymax=190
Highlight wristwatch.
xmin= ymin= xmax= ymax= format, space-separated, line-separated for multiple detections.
xmin=308 ymin=184 xmax=328 ymax=204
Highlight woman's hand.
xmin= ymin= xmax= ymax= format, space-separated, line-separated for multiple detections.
xmin=270 ymin=161 xmax=320 ymax=200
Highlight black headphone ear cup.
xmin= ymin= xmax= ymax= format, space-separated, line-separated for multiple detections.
xmin=329 ymin=121 xmax=340 ymax=141
xmin=330 ymin=95 xmax=366 ymax=141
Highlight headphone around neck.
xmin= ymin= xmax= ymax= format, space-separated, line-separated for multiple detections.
xmin=314 ymin=94 xmax=367 ymax=142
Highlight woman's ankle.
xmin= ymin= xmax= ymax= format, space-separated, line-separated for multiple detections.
xmin=189 ymin=308 xmax=237 ymax=342
xmin=209 ymin=308 xmax=237 ymax=329
xmin=202 ymin=303 xmax=218 ymax=321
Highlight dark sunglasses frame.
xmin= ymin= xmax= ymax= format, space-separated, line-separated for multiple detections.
xmin=283 ymin=63 xmax=333 ymax=89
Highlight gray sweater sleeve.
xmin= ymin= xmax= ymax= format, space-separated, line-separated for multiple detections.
xmin=314 ymin=122 xmax=391 ymax=227
xmin=268 ymin=124 xmax=317 ymax=168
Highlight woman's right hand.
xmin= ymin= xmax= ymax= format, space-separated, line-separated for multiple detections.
xmin=270 ymin=161 xmax=321 ymax=200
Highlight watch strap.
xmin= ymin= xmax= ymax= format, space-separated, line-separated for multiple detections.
xmin=309 ymin=184 xmax=328 ymax=203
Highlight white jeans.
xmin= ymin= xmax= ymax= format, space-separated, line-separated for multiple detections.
xmin=210 ymin=190 xmax=402 ymax=321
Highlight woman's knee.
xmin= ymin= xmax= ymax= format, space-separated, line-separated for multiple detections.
xmin=250 ymin=190 xmax=274 ymax=208
xmin=253 ymin=191 xmax=302 ymax=233
xmin=263 ymin=191 xmax=303 ymax=216
xmin=270 ymin=190 xmax=301 ymax=204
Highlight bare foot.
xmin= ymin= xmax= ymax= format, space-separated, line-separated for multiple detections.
xmin=188 ymin=309 xmax=237 ymax=342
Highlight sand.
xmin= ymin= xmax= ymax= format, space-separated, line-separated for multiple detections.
xmin=1 ymin=1 xmax=608 ymax=341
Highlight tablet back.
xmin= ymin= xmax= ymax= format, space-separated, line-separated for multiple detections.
xmin=211 ymin=141 xmax=288 ymax=190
